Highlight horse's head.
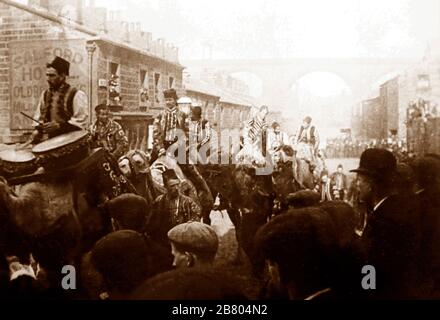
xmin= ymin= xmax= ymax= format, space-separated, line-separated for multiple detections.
xmin=234 ymin=165 xmax=256 ymax=193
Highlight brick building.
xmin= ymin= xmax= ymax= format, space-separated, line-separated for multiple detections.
xmin=183 ymin=77 xmax=252 ymax=130
xmin=353 ymin=96 xmax=384 ymax=141
xmin=0 ymin=0 xmax=183 ymax=146
xmin=380 ymin=76 xmax=400 ymax=137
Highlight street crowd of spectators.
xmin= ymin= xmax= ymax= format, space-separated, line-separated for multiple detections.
xmin=325 ymin=136 xmax=410 ymax=162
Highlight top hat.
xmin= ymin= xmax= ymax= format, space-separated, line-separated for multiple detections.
xmin=46 ymin=56 xmax=70 ymax=76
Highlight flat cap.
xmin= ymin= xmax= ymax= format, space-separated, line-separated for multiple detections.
xmin=167 ymin=222 xmax=218 ymax=255
xmin=287 ymin=190 xmax=321 ymax=208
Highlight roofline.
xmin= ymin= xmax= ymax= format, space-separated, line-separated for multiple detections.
xmin=1 ymin=0 xmax=98 ymax=37
xmin=185 ymin=88 xmax=221 ymax=99
xmin=2 ymin=0 xmax=184 ymax=69
xmin=87 ymin=37 xmax=184 ymax=69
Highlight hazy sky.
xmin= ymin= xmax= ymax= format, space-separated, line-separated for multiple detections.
xmin=90 ymin=0 xmax=440 ymax=131
xmin=94 ymin=0 xmax=440 ymax=60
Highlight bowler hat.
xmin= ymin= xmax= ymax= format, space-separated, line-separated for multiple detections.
xmin=350 ymin=148 xmax=396 ymax=179
xmin=46 ymin=56 xmax=70 ymax=76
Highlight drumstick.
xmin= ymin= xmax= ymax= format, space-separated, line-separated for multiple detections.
xmin=20 ymin=112 xmax=44 ymax=126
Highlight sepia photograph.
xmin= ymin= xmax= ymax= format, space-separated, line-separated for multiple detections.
xmin=0 ymin=0 xmax=439 ymax=304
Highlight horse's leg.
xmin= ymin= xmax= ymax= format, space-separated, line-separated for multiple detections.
xmin=225 ymin=205 xmax=244 ymax=264
xmin=240 ymin=208 xmax=267 ymax=277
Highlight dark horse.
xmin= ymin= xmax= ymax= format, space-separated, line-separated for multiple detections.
xmin=271 ymin=145 xmax=303 ymax=213
xmin=199 ymin=153 xmax=275 ymax=273
xmin=0 ymin=149 xmax=135 ymax=294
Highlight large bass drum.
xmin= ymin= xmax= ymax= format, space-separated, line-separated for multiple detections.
xmin=32 ymin=130 xmax=90 ymax=170
xmin=0 ymin=148 xmax=37 ymax=178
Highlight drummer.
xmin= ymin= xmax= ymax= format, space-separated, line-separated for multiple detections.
xmin=31 ymin=56 xmax=88 ymax=144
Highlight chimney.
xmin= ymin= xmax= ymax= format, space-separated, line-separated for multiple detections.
xmin=46 ymin=0 xmax=84 ymax=24
xmin=123 ymin=21 xmax=130 ymax=42
xmin=145 ymin=32 xmax=153 ymax=51
xmin=157 ymin=38 xmax=165 ymax=58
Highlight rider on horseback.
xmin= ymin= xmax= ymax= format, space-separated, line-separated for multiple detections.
xmin=236 ymin=105 xmax=269 ymax=167
xmin=295 ymin=116 xmax=320 ymax=171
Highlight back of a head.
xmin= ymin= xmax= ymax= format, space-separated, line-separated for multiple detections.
xmin=91 ymin=230 xmax=152 ymax=294
xmin=394 ymin=163 xmax=416 ymax=195
xmin=130 ymin=267 xmax=247 ymax=300
xmin=167 ymin=222 xmax=219 ymax=262
xmin=318 ymin=201 xmax=357 ymax=249
xmin=254 ymin=208 xmax=338 ymax=296
xmin=287 ymin=190 xmax=321 ymax=208
xmin=104 ymin=193 xmax=151 ymax=232
xmin=411 ymin=156 xmax=440 ymax=190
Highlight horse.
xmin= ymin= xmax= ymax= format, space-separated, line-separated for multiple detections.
xmin=271 ymin=145 xmax=303 ymax=213
xmin=229 ymin=164 xmax=275 ymax=274
xmin=0 ymin=149 xmax=135 ymax=291
xmin=294 ymin=143 xmax=317 ymax=190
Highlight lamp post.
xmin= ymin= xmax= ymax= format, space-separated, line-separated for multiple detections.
xmin=86 ymin=42 xmax=97 ymax=127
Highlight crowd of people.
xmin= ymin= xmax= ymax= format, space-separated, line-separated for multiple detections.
xmin=325 ymin=136 xmax=409 ymax=161
xmin=1 ymin=56 xmax=440 ymax=300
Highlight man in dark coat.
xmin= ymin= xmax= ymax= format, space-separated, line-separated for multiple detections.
xmin=350 ymin=148 xmax=422 ymax=299
xmin=330 ymin=164 xmax=348 ymax=201
xmin=254 ymin=208 xmax=340 ymax=300
xmin=146 ymin=169 xmax=201 ymax=246
xmin=411 ymin=156 xmax=440 ymax=298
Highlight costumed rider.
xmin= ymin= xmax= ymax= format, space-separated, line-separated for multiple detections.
xmin=31 ymin=56 xmax=88 ymax=144
xmin=90 ymin=104 xmax=129 ymax=160
xmin=152 ymin=88 xmax=187 ymax=162
xmin=295 ymin=116 xmax=320 ymax=171
xmin=236 ymin=105 xmax=269 ymax=167
xmin=267 ymin=121 xmax=290 ymax=164
xmin=187 ymin=102 xmax=213 ymax=164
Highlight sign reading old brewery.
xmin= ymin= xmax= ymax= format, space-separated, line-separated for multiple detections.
xmin=9 ymin=39 xmax=88 ymax=130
